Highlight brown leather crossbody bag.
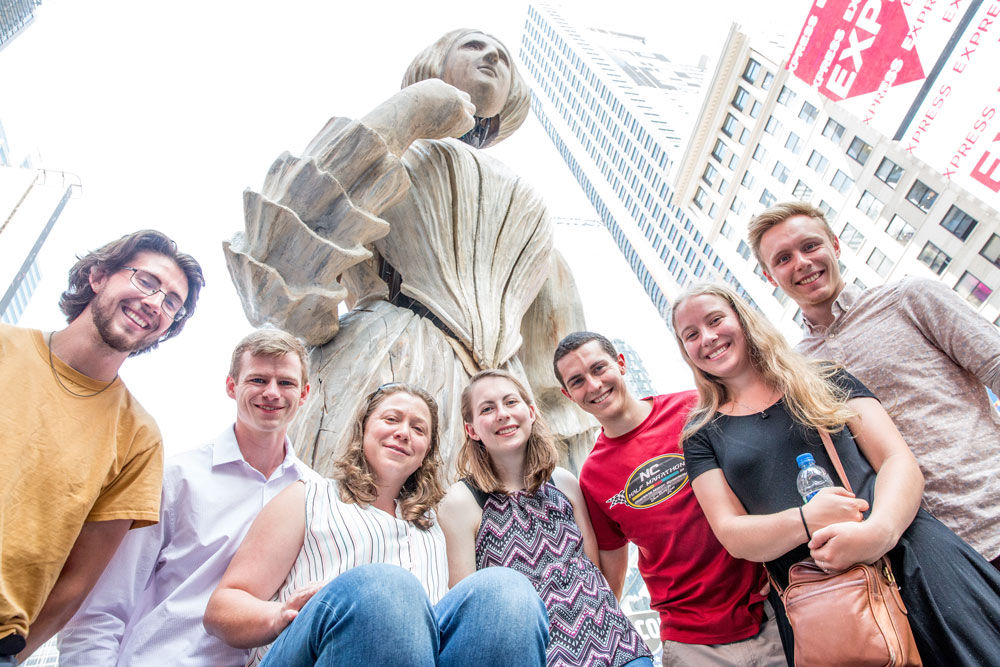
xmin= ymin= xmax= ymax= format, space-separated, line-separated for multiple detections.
xmin=769 ymin=429 xmax=921 ymax=667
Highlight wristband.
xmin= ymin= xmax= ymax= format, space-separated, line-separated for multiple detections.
xmin=799 ymin=505 xmax=812 ymax=541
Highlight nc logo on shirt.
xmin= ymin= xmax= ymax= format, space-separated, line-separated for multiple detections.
xmin=607 ymin=454 xmax=688 ymax=509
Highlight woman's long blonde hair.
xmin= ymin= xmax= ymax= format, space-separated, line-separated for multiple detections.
xmin=456 ymin=369 xmax=557 ymax=495
xmin=333 ymin=383 xmax=445 ymax=529
xmin=670 ymin=283 xmax=855 ymax=443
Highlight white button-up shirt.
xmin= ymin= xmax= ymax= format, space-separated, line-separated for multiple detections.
xmin=58 ymin=425 xmax=318 ymax=666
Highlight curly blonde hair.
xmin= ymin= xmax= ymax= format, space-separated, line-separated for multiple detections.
xmin=457 ymin=369 xmax=557 ymax=494
xmin=333 ymin=383 xmax=445 ymax=529
xmin=670 ymin=283 xmax=856 ymax=444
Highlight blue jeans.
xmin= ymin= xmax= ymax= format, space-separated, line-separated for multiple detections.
xmin=260 ymin=563 xmax=549 ymax=666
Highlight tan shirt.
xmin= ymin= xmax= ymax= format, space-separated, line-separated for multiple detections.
xmin=797 ymin=278 xmax=1000 ymax=560
xmin=0 ymin=325 xmax=163 ymax=642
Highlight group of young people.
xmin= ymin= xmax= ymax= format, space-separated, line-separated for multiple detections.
xmin=4 ymin=201 xmax=1000 ymax=667
xmin=3 ymin=19 xmax=1000 ymax=667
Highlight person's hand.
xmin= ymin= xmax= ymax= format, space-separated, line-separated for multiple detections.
xmin=270 ymin=582 xmax=323 ymax=636
xmin=808 ymin=520 xmax=894 ymax=572
xmin=362 ymin=79 xmax=476 ymax=155
xmin=401 ymin=78 xmax=477 ymax=140
xmin=801 ymin=487 xmax=868 ymax=536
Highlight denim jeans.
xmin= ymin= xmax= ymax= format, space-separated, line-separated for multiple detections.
xmin=260 ymin=563 xmax=549 ymax=666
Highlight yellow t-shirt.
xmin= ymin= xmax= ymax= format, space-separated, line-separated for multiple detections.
xmin=0 ymin=324 xmax=163 ymax=643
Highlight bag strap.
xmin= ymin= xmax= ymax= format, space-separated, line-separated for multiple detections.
xmin=817 ymin=428 xmax=853 ymax=494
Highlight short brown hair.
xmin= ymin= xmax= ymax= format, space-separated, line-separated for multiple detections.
xmin=59 ymin=230 xmax=205 ymax=354
xmin=228 ymin=329 xmax=309 ymax=386
xmin=457 ymin=369 xmax=557 ymax=495
xmin=333 ymin=383 xmax=445 ymax=530
xmin=552 ymin=331 xmax=618 ymax=387
xmin=747 ymin=202 xmax=836 ymax=271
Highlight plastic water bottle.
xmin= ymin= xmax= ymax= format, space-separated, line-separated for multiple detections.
xmin=796 ymin=453 xmax=834 ymax=503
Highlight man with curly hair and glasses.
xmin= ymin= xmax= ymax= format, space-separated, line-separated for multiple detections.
xmin=0 ymin=230 xmax=204 ymax=664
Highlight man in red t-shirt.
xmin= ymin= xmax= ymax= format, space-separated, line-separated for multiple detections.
xmin=554 ymin=331 xmax=785 ymax=666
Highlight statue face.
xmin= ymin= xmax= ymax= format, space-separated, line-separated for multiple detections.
xmin=441 ymin=32 xmax=512 ymax=118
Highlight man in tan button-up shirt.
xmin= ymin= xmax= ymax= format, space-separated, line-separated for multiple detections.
xmin=747 ymin=202 xmax=1000 ymax=568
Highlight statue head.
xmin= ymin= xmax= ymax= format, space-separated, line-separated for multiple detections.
xmin=402 ymin=29 xmax=529 ymax=147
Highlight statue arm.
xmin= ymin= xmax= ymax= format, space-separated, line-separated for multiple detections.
xmin=224 ymin=80 xmax=476 ymax=346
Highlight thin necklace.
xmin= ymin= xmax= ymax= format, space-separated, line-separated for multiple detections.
xmin=47 ymin=332 xmax=118 ymax=398
xmin=730 ymin=389 xmax=778 ymax=418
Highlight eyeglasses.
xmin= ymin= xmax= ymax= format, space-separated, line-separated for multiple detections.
xmin=122 ymin=267 xmax=187 ymax=321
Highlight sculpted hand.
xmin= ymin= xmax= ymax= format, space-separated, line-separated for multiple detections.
xmin=801 ymin=487 xmax=868 ymax=536
xmin=271 ymin=582 xmax=323 ymax=637
xmin=809 ymin=520 xmax=895 ymax=572
xmin=363 ymin=79 xmax=476 ymax=155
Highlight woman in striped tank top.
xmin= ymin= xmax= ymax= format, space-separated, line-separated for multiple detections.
xmin=205 ymin=382 xmax=548 ymax=666
xmin=439 ymin=370 xmax=653 ymax=667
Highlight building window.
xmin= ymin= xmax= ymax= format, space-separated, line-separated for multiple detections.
xmin=743 ymin=58 xmax=761 ymax=84
xmin=694 ymin=187 xmax=707 ymax=209
xmin=867 ymin=248 xmax=893 ymax=278
xmin=737 ymin=240 xmax=752 ymax=259
xmin=720 ymin=220 xmax=734 ymax=239
xmin=840 ymin=222 xmax=865 ymax=252
xmin=980 ymin=234 xmax=1000 ymax=267
xmin=777 ymin=85 xmax=795 ymax=105
xmin=773 ymin=285 xmax=790 ymax=306
xmin=742 ymin=171 xmax=755 ymax=189
xmin=729 ymin=153 xmax=740 ymax=170
xmin=856 ymin=190 xmax=884 ymax=220
xmin=939 ymin=205 xmax=978 ymax=241
xmin=703 ymin=163 xmax=718 ymax=186
xmin=785 ymin=131 xmax=802 ymax=154
xmin=708 ymin=202 xmax=719 ymax=218
xmin=831 ymin=169 xmax=854 ymax=193
xmin=807 ymin=150 xmax=829 ymax=175
xmin=739 ymin=127 xmax=751 ymax=145
xmin=917 ymin=241 xmax=951 ymax=275
xmin=822 ymin=118 xmax=845 ymax=143
xmin=854 ymin=278 xmax=867 ymax=290
xmin=905 ymin=180 xmax=938 ymax=212
xmin=753 ymin=144 xmax=767 ymax=162
xmin=792 ymin=180 xmax=813 ymax=200
xmin=885 ymin=215 xmax=914 ymax=244
xmin=875 ymin=158 xmax=903 ymax=188
xmin=718 ymin=177 xmax=729 ymax=195
xmin=818 ymin=200 xmax=837 ymax=220
xmin=760 ymin=189 xmax=776 ymax=207
xmin=798 ymin=101 xmax=818 ymax=124
xmin=762 ymin=71 xmax=774 ymax=90
xmin=771 ymin=161 xmax=790 ymax=184
xmin=730 ymin=197 xmax=746 ymax=215
xmin=722 ymin=113 xmax=738 ymax=138
xmin=732 ymin=87 xmax=750 ymax=112
xmin=846 ymin=137 xmax=873 ymax=165
xmin=712 ymin=139 xmax=726 ymax=162
xmin=749 ymin=100 xmax=763 ymax=118
xmin=955 ymin=271 xmax=993 ymax=307
xmin=764 ymin=115 xmax=781 ymax=135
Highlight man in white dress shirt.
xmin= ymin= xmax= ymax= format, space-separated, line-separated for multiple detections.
xmin=58 ymin=329 xmax=318 ymax=666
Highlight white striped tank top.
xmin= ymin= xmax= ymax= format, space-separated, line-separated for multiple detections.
xmin=247 ymin=478 xmax=448 ymax=666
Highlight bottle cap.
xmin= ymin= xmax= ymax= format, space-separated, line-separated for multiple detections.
xmin=796 ymin=453 xmax=815 ymax=469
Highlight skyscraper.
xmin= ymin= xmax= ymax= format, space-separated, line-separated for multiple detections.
xmin=521 ymin=2 xmax=1000 ymax=339
xmin=0 ymin=0 xmax=42 ymax=52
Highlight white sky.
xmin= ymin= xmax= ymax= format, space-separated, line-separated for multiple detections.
xmin=1 ymin=0 xmax=808 ymax=454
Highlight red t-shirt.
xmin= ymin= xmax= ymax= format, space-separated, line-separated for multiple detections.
xmin=579 ymin=392 xmax=767 ymax=644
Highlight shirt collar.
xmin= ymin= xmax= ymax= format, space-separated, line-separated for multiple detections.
xmin=802 ymin=283 xmax=862 ymax=334
xmin=211 ymin=424 xmax=298 ymax=473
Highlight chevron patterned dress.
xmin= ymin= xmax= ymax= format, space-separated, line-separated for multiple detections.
xmin=469 ymin=480 xmax=651 ymax=667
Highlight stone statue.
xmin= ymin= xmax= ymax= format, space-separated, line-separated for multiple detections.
xmin=225 ymin=29 xmax=596 ymax=475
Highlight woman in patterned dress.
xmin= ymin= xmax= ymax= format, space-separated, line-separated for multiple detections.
xmin=439 ymin=370 xmax=652 ymax=667
xmin=204 ymin=383 xmax=548 ymax=667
